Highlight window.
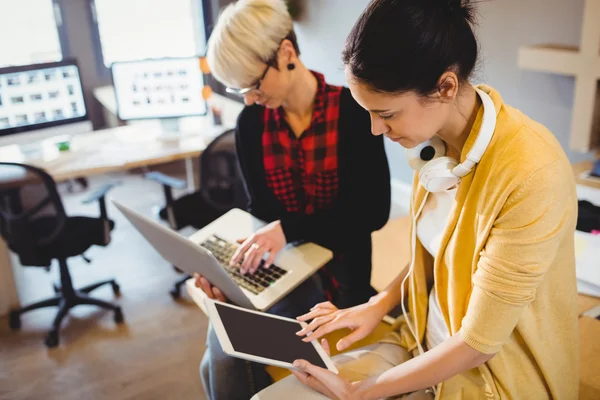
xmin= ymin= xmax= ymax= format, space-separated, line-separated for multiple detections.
xmin=0 ymin=0 xmax=63 ymax=68
xmin=92 ymin=0 xmax=200 ymax=68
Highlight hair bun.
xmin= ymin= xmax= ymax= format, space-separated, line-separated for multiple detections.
xmin=442 ymin=0 xmax=476 ymax=23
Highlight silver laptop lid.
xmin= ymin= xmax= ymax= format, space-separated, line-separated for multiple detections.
xmin=111 ymin=199 xmax=255 ymax=310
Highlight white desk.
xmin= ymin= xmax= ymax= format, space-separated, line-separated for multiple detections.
xmin=0 ymin=121 xmax=224 ymax=185
xmin=0 ymin=91 xmax=244 ymax=317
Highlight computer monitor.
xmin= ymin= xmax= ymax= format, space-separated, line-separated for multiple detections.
xmin=111 ymin=56 xmax=208 ymax=131
xmin=0 ymin=59 xmax=92 ymax=148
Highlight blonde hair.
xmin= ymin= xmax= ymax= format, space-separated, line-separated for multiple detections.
xmin=207 ymin=0 xmax=294 ymax=89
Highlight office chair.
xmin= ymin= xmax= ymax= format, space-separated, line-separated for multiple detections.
xmin=0 ymin=162 xmax=123 ymax=348
xmin=145 ymin=129 xmax=249 ymax=298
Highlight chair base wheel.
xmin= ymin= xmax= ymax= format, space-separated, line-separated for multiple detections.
xmin=9 ymin=311 xmax=21 ymax=330
xmin=45 ymin=330 xmax=59 ymax=348
xmin=114 ymin=307 xmax=124 ymax=324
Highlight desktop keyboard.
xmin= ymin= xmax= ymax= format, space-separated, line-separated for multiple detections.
xmin=200 ymin=235 xmax=287 ymax=295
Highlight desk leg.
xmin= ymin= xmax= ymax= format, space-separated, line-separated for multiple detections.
xmin=0 ymin=238 xmax=19 ymax=317
xmin=185 ymin=156 xmax=196 ymax=192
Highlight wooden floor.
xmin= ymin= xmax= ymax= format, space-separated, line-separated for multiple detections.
xmin=0 ymin=164 xmax=409 ymax=400
xmin=0 ymin=166 xmax=210 ymax=400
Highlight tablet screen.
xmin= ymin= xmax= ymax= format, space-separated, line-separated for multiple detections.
xmin=215 ymin=303 xmax=327 ymax=368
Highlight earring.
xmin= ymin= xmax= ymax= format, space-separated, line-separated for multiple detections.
xmin=287 ymin=63 xmax=295 ymax=71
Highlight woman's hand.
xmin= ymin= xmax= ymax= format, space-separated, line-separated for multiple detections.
xmin=193 ymin=273 xmax=227 ymax=302
xmin=295 ymin=299 xmax=387 ymax=352
xmin=230 ymin=220 xmax=287 ymax=274
xmin=291 ymin=339 xmax=365 ymax=400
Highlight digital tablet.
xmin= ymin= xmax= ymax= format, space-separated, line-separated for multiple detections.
xmin=205 ymin=299 xmax=338 ymax=373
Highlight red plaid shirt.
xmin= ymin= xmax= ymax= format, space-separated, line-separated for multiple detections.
xmin=262 ymin=71 xmax=342 ymax=215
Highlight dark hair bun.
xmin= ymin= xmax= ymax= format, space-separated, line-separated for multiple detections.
xmin=342 ymin=0 xmax=479 ymax=95
xmin=442 ymin=0 xmax=476 ymax=23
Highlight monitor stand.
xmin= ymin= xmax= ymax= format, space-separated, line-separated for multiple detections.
xmin=159 ymin=118 xmax=181 ymax=139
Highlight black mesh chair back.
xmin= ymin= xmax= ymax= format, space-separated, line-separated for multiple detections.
xmin=0 ymin=162 xmax=66 ymax=266
xmin=156 ymin=129 xmax=250 ymax=299
xmin=2 ymin=162 xmax=123 ymax=348
xmin=199 ymin=129 xmax=248 ymax=211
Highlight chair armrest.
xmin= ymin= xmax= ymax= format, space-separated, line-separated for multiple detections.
xmin=145 ymin=172 xmax=186 ymax=190
xmin=82 ymin=182 xmax=122 ymax=221
xmin=145 ymin=172 xmax=187 ymax=229
xmin=81 ymin=182 xmax=122 ymax=205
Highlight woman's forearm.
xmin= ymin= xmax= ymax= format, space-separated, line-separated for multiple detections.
xmin=369 ymin=263 xmax=409 ymax=315
xmin=355 ymin=334 xmax=495 ymax=400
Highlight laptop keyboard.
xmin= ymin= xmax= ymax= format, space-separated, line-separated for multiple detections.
xmin=199 ymin=234 xmax=288 ymax=295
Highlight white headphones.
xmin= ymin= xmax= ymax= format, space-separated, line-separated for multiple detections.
xmin=406 ymin=87 xmax=497 ymax=192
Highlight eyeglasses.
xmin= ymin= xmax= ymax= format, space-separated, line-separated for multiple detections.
xmin=225 ymin=63 xmax=271 ymax=96
xmin=224 ymin=31 xmax=297 ymax=96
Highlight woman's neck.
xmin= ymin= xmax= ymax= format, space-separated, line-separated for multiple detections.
xmin=282 ymin=64 xmax=318 ymax=118
xmin=437 ymin=85 xmax=480 ymax=158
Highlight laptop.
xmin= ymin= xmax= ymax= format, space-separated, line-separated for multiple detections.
xmin=112 ymin=200 xmax=333 ymax=311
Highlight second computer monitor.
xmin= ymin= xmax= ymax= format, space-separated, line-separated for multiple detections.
xmin=0 ymin=59 xmax=90 ymax=146
xmin=111 ymin=57 xmax=208 ymax=121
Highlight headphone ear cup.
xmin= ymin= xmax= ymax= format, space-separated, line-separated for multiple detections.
xmin=406 ymin=137 xmax=447 ymax=171
xmin=419 ymin=156 xmax=460 ymax=192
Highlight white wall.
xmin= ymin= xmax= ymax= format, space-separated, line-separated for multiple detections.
xmin=293 ymin=0 xmax=594 ymax=183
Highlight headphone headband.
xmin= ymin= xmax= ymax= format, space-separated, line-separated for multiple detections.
xmin=451 ymin=87 xmax=496 ymax=178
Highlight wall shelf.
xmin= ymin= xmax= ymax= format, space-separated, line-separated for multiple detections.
xmin=517 ymin=0 xmax=600 ymax=152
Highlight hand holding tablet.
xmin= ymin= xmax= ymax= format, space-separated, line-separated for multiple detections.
xmin=204 ymin=299 xmax=338 ymax=373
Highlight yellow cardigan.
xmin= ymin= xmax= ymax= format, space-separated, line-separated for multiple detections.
xmin=381 ymin=85 xmax=579 ymax=399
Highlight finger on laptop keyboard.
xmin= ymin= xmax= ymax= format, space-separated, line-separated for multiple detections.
xmin=250 ymin=246 xmax=268 ymax=272
xmin=241 ymin=242 xmax=260 ymax=273
xmin=264 ymin=251 xmax=276 ymax=269
xmin=231 ymin=236 xmax=253 ymax=266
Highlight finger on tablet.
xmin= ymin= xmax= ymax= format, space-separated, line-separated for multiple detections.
xmin=302 ymin=319 xmax=344 ymax=343
xmin=336 ymin=327 xmax=369 ymax=352
xmin=292 ymin=360 xmax=330 ymax=382
xmin=310 ymin=301 xmax=336 ymax=311
xmin=296 ymin=307 xmax=335 ymax=323
xmin=296 ymin=314 xmax=335 ymax=336
xmin=321 ymin=339 xmax=331 ymax=357
xmin=292 ymin=360 xmax=339 ymax=398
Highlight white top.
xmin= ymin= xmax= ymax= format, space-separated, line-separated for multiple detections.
xmin=416 ymin=188 xmax=457 ymax=350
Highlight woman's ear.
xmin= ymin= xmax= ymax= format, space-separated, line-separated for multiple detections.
xmin=279 ymin=39 xmax=297 ymax=65
xmin=435 ymin=71 xmax=460 ymax=103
